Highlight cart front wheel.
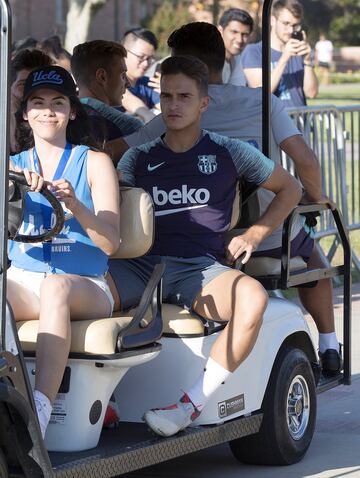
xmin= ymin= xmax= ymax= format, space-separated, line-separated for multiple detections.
xmin=229 ymin=346 xmax=317 ymax=465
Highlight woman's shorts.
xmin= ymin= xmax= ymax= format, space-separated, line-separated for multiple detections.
xmin=7 ymin=266 xmax=115 ymax=315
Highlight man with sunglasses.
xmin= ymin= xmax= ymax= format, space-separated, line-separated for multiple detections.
xmin=121 ymin=28 xmax=161 ymax=122
xmin=242 ymin=0 xmax=318 ymax=107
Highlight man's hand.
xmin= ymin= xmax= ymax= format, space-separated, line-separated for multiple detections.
xmin=301 ymin=192 xmax=336 ymax=210
xmin=148 ymin=72 xmax=161 ymax=94
xmin=226 ymin=233 xmax=260 ymax=265
xmin=282 ymin=38 xmax=302 ymax=60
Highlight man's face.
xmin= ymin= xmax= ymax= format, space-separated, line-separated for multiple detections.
xmin=271 ymin=8 xmax=302 ymax=45
xmin=160 ymin=73 xmax=209 ymax=131
xmin=125 ymin=38 xmax=156 ymax=80
xmin=219 ymin=21 xmax=252 ymax=58
xmin=103 ymin=55 xmax=130 ymax=106
xmin=11 ymin=69 xmax=31 ymax=102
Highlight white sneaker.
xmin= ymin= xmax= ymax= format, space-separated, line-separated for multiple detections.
xmin=143 ymin=393 xmax=200 ymax=437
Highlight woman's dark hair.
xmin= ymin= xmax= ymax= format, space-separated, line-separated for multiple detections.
xmin=15 ymin=96 xmax=101 ymax=153
xmin=167 ymin=22 xmax=225 ymax=73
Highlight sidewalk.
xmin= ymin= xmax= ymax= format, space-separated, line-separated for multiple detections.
xmin=124 ymin=283 xmax=360 ymax=478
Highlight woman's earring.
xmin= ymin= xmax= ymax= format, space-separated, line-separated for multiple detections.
xmin=70 ymin=114 xmax=76 ymax=120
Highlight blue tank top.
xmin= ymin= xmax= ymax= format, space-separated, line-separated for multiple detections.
xmin=8 ymin=145 xmax=108 ymax=276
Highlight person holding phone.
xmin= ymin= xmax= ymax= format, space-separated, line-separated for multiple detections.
xmin=242 ymin=0 xmax=318 ymax=107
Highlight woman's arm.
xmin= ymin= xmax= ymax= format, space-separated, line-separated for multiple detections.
xmin=53 ymin=151 xmax=120 ymax=256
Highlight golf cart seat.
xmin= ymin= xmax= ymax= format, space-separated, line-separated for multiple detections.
xmin=16 ymin=187 xmax=164 ymax=452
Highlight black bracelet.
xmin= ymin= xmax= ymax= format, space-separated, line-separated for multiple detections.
xmin=304 ymin=62 xmax=314 ymax=67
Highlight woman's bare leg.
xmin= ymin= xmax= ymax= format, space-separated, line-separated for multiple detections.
xmin=36 ymin=274 xmax=112 ymax=403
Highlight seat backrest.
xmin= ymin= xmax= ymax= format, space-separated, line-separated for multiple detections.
xmin=112 ymin=187 xmax=154 ymax=259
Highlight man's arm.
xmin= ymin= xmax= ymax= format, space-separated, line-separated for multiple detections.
xmin=303 ymin=63 xmax=318 ymax=99
xmin=227 ymin=164 xmax=302 ymax=263
xmin=280 ymin=134 xmax=322 ymax=202
xmin=122 ymin=90 xmax=156 ymax=123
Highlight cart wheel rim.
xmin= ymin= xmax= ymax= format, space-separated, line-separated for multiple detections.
xmin=286 ymin=374 xmax=310 ymax=440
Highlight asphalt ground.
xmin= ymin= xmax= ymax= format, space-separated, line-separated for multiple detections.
xmin=123 ymin=282 xmax=360 ymax=478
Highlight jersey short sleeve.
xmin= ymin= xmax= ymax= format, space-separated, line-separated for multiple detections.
xmin=117 ymin=148 xmax=138 ymax=186
xmin=241 ymin=42 xmax=262 ymax=69
xmin=207 ymin=131 xmax=275 ymax=184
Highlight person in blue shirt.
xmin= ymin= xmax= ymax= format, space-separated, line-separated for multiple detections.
xmin=121 ymin=28 xmax=161 ymax=123
xmin=242 ymin=0 xmax=318 ymax=107
xmin=109 ymin=55 xmax=302 ymax=437
xmin=8 ymin=66 xmax=120 ymax=437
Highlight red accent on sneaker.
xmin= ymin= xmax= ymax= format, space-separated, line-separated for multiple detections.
xmin=180 ymin=393 xmax=201 ymax=421
xmin=103 ymin=404 xmax=119 ymax=429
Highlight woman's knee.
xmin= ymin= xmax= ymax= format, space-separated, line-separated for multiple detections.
xmin=40 ymin=275 xmax=73 ymax=304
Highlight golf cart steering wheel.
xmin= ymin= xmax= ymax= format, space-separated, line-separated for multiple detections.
xmin=8 ymin=171 xmax=65 ymax=243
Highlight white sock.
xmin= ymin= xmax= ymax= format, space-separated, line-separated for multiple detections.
xmin=34 ymin=390 xmax=52 ymax=438
xmin=186 ymin=357 xmax=232 ymax=411
xmin=319 ymin=332 xmax=339 ymax=353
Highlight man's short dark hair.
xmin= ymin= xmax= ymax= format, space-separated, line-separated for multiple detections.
xmin=71 ymin=40 xmax=127 ymax=87
xmin=160 ymin=56 xmax=209 ymax=96
xmin=219 ymin=8 xmax=254 ymax=32
xmin=272 ymin=0 xmax=303 ymax=19
xmin=167 ymin=22 xmax=225 ymax=73
xmin=11 ymin=48 xmax=54 ymax=83
xmin=122 ymin=28 xmax=158 ymax=50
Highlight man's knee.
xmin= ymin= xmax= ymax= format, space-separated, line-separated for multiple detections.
xmin=234 ymin=276 xmax=268 ymax=327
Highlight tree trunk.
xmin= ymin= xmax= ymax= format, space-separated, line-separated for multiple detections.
xmin=64 ymin=0 xmax=107 ymax=53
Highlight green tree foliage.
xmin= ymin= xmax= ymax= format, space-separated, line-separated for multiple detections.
xmin=145 ymin=0 xmax=194 ymax=58
xmin=301 ymin=0 xmax=359 ymax=46
xmin=329 ymin=0 xmax=360 ymax=46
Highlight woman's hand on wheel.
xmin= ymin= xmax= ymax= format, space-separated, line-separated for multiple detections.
xmin=51 ymin=178 xmax=80 ymax=213
xmin=22 ymin=167 xmax=44 ymax=192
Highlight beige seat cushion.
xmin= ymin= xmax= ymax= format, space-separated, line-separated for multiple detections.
xmin=122 ymin=304 xmax=205 ymax=337
xmin=243 ymin=256 xmax=307 ymax=277
xmin=17 ymin=305 xmax=206 ymax=355
xmin=17 ymin=314 xmax=134 ymax=355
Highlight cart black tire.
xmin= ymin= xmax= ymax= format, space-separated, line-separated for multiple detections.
xmin=0 ymin=449 xmax=8 ymax=478
xmin=229 ymin=346 xmax=317 ymax=465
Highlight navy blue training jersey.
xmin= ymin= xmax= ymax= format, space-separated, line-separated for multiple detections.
xmin=119 ymin=130 xmax=275 ymax=259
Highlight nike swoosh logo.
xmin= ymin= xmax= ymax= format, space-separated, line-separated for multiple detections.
xmin=147 ymin=162 xmax=165 ymax=172
xmin=155 ymin=204 xmax=208 ymax=216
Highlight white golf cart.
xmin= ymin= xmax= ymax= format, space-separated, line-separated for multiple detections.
xmin=0 ymin=1 xmax=352 ymax=477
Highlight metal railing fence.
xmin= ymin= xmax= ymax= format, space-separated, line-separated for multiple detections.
xmin=281 ymin=104 xmax=360 ymax=270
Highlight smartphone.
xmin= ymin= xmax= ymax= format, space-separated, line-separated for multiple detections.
xmin=155 ymin=62 xmax=162 ymax=75
xmin=291 ymin=30 xmax=303 ymax=41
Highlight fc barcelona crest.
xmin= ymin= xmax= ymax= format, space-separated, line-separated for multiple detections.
xmin=198 ymin=155 xmax=217 ymax=175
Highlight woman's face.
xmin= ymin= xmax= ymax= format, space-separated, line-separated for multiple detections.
xmin=24 ymin=88 xmax=72 ymax=142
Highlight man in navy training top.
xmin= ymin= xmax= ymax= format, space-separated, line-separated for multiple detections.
xmin=109 ymin=55 xmax=302 ymax=437
xmin=120 ymin=22 xmax=342 ymax=377
xmin=242 ymin=0 xmax=318 ymax=107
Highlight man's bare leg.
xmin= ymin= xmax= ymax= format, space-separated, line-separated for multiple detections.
xmin=144 ymin=270 xmax=267 ymax=436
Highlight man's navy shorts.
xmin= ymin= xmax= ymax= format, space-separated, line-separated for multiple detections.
xmin=108 ymin=255 xmax=233 ymax=311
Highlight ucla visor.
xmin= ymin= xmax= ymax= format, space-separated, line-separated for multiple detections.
xmin=23 ymin=65 xmax=78 ymax=100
